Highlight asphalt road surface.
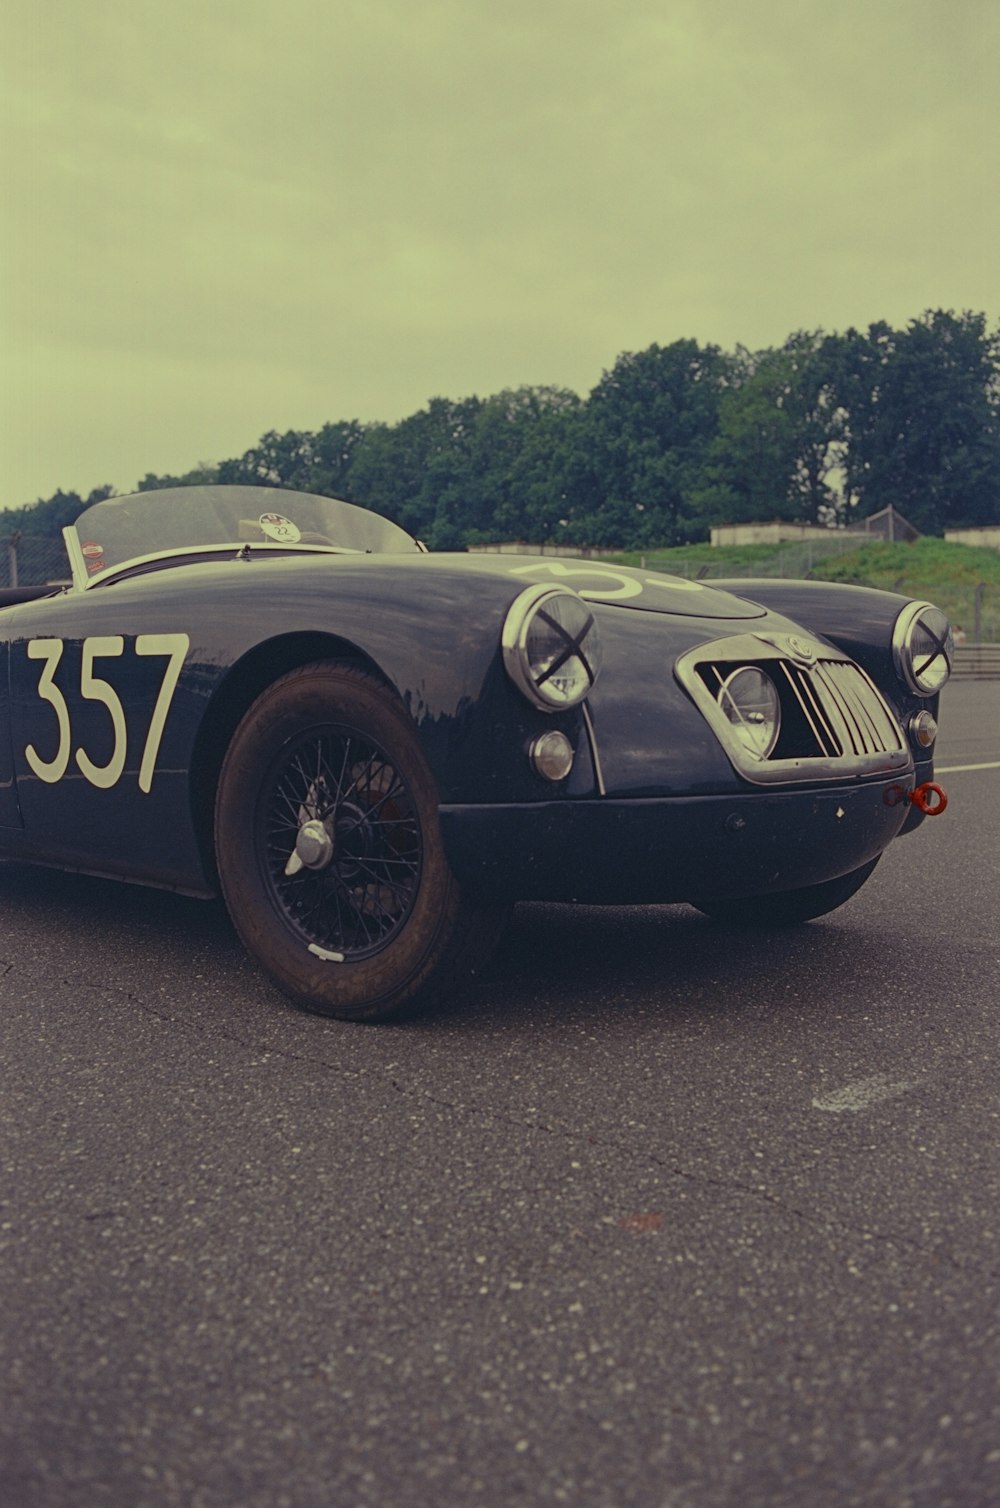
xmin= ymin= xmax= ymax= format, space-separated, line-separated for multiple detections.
xmin=2 ymin=683 xmax=998 ymax=1508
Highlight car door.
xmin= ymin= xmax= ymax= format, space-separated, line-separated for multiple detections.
xmin=6 ymin=593 xmax=209 ymax=892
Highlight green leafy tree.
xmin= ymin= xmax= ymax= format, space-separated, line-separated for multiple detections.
xmin=0 ymin=484 xmax=115 ymax=538
xmin=503 ymin=401 xmax=602 ymax=544
xmin=825 ymin=311 xmax=1000 ymax=532
xmin=349 ymin=396 xmax=483 ymax=542
xmin=691 ymin=334 xmax=844 ymax=528
xmin=694 ymin=347 xmax=798 ymax=525
xmin=216 ymin=429 xmax=317 ymax=490
xmin=583 ymin=340 xmax=734 ymax=546
xmin=459 ymin=387 xmax=584 ymax=543
xmin=9 ymin=310 xmax=998 ymax=551
xmin=776 ymin=332 xmax=846 ymax=523
xmin=305 ymin=420 xmax=368 ymax=501
xmin=136 ymin=464 xmax=218 ymax=492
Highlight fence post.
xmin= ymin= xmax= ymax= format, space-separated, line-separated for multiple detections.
xmin=974 ymin=582 xmax=985 ymax=642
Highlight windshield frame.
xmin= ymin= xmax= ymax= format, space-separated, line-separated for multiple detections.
xmin=63 ymin=538 xmax=366 ymax=590
xmin=63 ymin=485 xmax=420 ymax=590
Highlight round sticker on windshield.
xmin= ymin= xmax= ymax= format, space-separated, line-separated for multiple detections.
xmin=259 ymin=512 xmax=301 ymax=543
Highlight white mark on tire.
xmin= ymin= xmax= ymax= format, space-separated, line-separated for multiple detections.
xmin=812 ymin=1073 xmax=919 ymax=1113
xmin=308 ymin=943 xmax=345 ymax=963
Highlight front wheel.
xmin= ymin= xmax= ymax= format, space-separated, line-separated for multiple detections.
xmin=690 ymin=856 xmax=881 ymax=927
xmin=215 ymin=663 xmax=504 ymax=1021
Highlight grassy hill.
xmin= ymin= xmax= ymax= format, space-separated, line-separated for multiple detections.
xmin=602 ymin=537 xmax=1000 ymax=641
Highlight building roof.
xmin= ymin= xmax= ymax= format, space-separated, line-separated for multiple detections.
xmin=846 ymin=506 xmax=920 ymax=542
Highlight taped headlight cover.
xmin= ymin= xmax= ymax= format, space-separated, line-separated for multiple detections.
xmin=893 ymin=602 xmax=954 ymax=694
xmin=502 ymin=584 xmax=603 ymax=710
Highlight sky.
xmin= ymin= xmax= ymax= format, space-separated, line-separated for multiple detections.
xmin=3 ymin=0 xmax=998 ymax=508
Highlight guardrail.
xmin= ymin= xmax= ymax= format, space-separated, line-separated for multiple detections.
xmin=951 ymin=643 xmax=1000 ymax=681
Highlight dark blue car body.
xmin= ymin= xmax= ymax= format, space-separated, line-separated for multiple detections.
xmin=0 ymin=486 xmax=950 ymax=1020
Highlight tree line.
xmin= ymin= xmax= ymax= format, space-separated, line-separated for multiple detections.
xmin=8 ymin=309 xmax=1000 ymax=550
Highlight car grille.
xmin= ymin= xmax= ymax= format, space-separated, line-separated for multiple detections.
xmin=778 ymin=659 xmax=904 ymax=760
xmin=676 ymin=632 xmax=911 ymax=785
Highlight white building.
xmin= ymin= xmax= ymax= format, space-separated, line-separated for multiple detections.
xmin=944 ymin=526 xmax=1000 ymax=549
xmin=709 ymin=522 xmax=838 ymax=547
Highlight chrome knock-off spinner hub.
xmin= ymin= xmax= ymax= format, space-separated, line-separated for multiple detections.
xmin=285 ymin=817 xmax=335 ymax=875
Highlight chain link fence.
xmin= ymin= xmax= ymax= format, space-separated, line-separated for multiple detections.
xmin=1 ymin=535 xmax=70 ymax=589
xmin=953 ymin=583 xmax=999 ymax=645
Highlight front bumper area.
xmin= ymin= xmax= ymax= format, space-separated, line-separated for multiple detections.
xmin=440 ymin=772 xmax=916 ymax=904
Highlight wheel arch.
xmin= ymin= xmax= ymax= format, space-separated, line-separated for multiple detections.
xmin=189 ymin=631 xmax=397 ymax=885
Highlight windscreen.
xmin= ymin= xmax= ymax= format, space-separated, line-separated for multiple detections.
xmin=68 ymin=485 xmax=421 ymax=578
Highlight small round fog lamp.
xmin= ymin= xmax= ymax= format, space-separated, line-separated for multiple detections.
xmin=909 ymin=709 xmax=938 ymax=749
xmin=530 ymin=730 xmax=574 ymax=782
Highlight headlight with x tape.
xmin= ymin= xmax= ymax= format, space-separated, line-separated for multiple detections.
xmin=501 ymin=584 xmax=603 ymax=710
xmin=892 ymin=601 xmax=954 ymax=695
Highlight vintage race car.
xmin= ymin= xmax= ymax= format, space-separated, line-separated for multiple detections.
xmin=0 ymin=486 xmax=952 ymax=1021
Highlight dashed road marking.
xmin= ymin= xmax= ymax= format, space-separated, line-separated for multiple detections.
xmin=935 ymin=760 xmax=1000 ymax=773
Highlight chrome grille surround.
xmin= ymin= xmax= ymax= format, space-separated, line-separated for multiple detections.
xmin=675 ymin=631 xmax=911 ymax=785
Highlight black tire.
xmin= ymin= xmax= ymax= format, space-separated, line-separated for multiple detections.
xmin=215 ymin=663 xmax=504 ymax=1021
xmin=690 ymin=856 xmax=881 ymax=927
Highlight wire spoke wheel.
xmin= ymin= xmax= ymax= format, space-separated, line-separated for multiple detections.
xmin=262 ymin=728 xmax=422 ymax=960
xmin=215 ymin=663 xmax=506 ymax=1021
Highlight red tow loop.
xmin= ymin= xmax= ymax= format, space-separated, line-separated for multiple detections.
xmin=908 ymin=781 xmax=948 ymax=816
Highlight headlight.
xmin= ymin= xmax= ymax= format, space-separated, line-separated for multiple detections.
xmin=893 ymin=602 xmax=954 ymax=695
xmin=717 ymin=666 xmax=780 ymax=758
xmin=502 ymin=584 xmax=602 ymax=710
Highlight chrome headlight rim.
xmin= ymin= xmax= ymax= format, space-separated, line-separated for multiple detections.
xmin=892 ymin=601 xmax=954 ymax=696
xmin=501 ymin=583 xmax=602 ymax=711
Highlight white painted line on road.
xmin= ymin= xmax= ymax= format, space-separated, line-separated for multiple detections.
xmin=935 ymin=760 xmax=1000 ymax=773
xmin=812 ymin=1074 xmax=919 ymax=1114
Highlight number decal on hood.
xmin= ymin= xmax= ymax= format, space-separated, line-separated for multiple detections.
xmin=508 ymin=560 xmax=705 ymax=600
xmin=24 ymin=633 xmax=190 ymax=792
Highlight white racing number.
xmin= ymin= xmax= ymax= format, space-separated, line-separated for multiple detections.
xmin=24 ymin=640 xmax=72 ymax=784
xmin=24 ymin=633 xmax=190 ymax=793
xmin=135 ymin=634 xmax=190 ymax=792
xmin=508 ymin=560 xmax=705 ymax=600
xmin=76 ymin=636 xmax=126 ymax=788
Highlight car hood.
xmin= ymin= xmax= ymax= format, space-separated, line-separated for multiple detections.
xmin=470 ymin=555 xmax=766 ymax=619
xmin=86 ymin=547 xmax=766 ymax=623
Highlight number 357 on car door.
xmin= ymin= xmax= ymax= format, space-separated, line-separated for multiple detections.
xmin=24 ymin=633 xmax=190 ymax=793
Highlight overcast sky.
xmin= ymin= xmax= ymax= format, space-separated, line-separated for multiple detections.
xmin=3 ymin=0 xmax=997 ymax=507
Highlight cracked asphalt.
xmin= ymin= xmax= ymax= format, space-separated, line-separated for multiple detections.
xmin=1 ymin=683 xmax=998 ymax=1508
